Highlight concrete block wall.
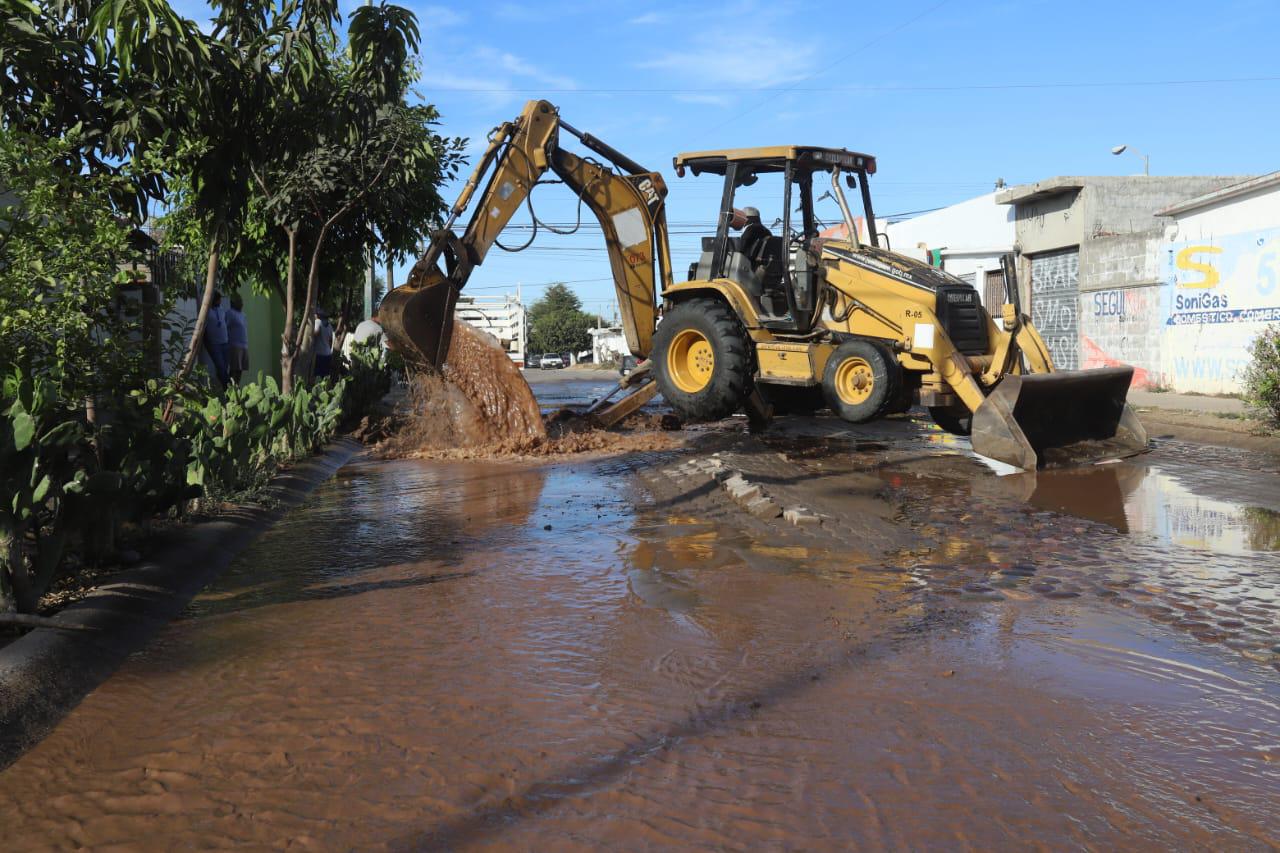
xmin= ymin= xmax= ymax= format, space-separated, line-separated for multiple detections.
xmin=1083 ymin=177 xmax=1246 ymax=238
xmin=1078 ymin=283 xmax=1164 ymax=388
xmin=1079 ymin=232 xmax=1161 ymax=293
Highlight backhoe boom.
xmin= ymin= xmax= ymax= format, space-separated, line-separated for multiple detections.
xmin=381 ymin=100 xmax=671 ymax=371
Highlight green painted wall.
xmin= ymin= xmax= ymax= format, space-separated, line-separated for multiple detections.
xmin=241 ymin=288 xmax=285 ymax=384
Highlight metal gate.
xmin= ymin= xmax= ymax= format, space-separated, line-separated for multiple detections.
xmin=983 ymin=269 xmax=1005 ymax=311
xmin=1030 ymin=247 xmax=1080 ymax=369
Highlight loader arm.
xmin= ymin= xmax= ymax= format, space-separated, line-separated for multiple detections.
xmin=380 ymin=99 xmax=672 ymax=371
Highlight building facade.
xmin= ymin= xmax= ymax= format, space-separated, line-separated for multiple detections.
xmin=1156 ymin=172 xmax=1280 ymax=393
xmin=455 ymin=294 xmax=527 ymax=367
xmin=589 ymin=325 xmax=628 ymax=365
xmin=996 ymin=175 xmax=1246 ymax=379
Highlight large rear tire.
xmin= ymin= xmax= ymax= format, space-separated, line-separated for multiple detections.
xmin=653 ymin=297 xmax=752 ymax=422
xmin=822 ymin=339 xmax=900 ymax=423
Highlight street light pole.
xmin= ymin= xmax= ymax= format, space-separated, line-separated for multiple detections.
xmin=1110 ymin=144 xmax=1150 ymax=176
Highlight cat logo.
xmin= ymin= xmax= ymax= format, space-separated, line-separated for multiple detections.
xmin=638 ymin=177 xmax=660 ymax=207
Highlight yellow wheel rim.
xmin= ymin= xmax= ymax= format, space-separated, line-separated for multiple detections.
xmin=834 ymin=356 xmax=875 ymax=405
xmin=667 ymin=328 xmax=716 ymax=394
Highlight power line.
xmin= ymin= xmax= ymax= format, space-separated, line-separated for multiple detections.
xmin=426 ymin=75 xmax=1280 ymax=95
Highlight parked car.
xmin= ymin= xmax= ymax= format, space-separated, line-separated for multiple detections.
xmin=525 ymin=353 xmax=541 ymax=369
xmin=619 ymin=355 xmax=639 ymax=376
xmin=539 ymin=353 xmax=565 ymax=369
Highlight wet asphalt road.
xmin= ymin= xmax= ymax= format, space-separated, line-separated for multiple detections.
xmin=0 ymin=375 xmax=1277 ymax=849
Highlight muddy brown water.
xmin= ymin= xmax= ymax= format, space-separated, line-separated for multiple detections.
xmin=441 ymin=318 xmax=546 ymax=444
xmin=1 ymin=403 xmax=1279 ymax=848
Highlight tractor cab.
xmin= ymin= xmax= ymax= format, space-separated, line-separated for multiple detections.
xmin=674 ymin=146 xmax=879 ymax=333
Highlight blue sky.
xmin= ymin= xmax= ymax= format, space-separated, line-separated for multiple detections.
xmin=178 ymin=0 xmax=1280 ymax=318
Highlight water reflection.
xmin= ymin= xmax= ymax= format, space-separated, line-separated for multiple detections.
xmin=187 ymin=459 xmax=548 ymax=619
xmin=998 ymin=462 xmax=1280 ymax=555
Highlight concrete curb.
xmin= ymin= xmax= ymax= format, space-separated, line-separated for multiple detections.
xmin=0 ymin=438 xmax=361 ymax=771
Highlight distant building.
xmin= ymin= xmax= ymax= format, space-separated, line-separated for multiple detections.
xmin=456 ymin=294 xmax=527 ymax=366
xmin=996 ymin=175 xmax=1247 ymax=378
xmin=882 ymin=191 xmax=1016 ymax=310
xmin=589 ymin=325 xmax=628 ymax=365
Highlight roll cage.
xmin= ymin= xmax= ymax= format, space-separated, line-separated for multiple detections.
xmin=673 ymin=146 xmax=881 ymax=333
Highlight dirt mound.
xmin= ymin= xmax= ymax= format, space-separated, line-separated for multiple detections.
xmin=379 ymin=320 xmax=681 ymax=461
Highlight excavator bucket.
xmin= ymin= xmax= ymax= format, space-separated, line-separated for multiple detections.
xmin=378 ymin=269 xmax=457 ymax=372
xmin=970 ymin=366 xmax=1149 ymax=470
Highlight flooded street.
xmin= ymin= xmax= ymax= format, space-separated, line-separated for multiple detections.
xmin=1 ymin=376 xmax=1278 ymax=849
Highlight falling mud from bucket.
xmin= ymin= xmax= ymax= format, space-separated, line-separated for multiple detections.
xmin=380 ymin=319 xmax=681 ymax=461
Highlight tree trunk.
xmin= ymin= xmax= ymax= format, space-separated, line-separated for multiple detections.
xmin=165 ymin=232 xmax=221 ymax=420
xmin=174 ymin=233 xmax=222 ymax=386
xmin=0 ymin=529 xmax=21 ymax=613
xmin=283 ymin=226 xmax=331 ymax=391
xmin=280 ymin=228 xmax=299 ymax=394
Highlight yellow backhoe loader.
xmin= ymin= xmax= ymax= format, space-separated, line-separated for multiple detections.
xmin=381 ymin=100 xmax=1147 ymax=469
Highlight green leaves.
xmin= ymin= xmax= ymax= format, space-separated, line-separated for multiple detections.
xmin=1243 ymin=326 xmax=1280 ymax=430
xmin=528 ymin=284 xmax=595 ymax=356
xmin=10 ymin=412 xmax=35 ymax=451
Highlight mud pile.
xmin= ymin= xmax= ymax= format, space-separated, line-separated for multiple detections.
xmin=380 ymin=319 xmax=681 ymax=461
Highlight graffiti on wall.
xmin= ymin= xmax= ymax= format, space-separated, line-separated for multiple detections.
xmin=1030 ymin=248 xmax=1080 ymax=370
xmin=1161 ymin=227 xmax=1280 ymax=392
xmin=1080 ymin=286 xmax=1158 ymax=387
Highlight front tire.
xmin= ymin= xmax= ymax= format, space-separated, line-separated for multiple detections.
xmin=822 ymin=339 xmax=900 ymax=423
xmin=653 ymin=297 xmax=752 ymax=422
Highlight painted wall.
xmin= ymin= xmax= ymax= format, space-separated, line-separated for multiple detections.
xmin=1159 ymin=226 xmax=1280 ymax=392
xmin=164 ymin=288 xmax=284 ymax=384
xmin=1075 ymin=180 xmax=1280 ymax=393
xmin=242 ymin=288 xmax=284 ymax=383
xmin=1079 ymin=282 xmax=1164 ymax=388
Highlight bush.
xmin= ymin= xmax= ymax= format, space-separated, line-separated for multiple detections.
xmin=338 ymin=339 xmax=392 ymax=424
xmin=1242 ymin=326 xmax=1280 ymax=430
xmin=176 ymin=375 xmax=346 ymax=499
xmin=0 ymin=371 xmax=348 ymax=613
xmin=0 ymin=129 xmax=152 ymax=404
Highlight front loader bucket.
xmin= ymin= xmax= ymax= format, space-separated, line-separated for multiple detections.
xmin=378 ymin=270 xmax=458 ymax=372
xmin=970 ymin=366 xmax=1149 ymax=470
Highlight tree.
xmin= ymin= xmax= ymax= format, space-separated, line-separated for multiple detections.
xmin=228 ymin=5 xmax=463 ymax=391
xmin=1 ymin=0 xmax=206 ymax=220
xmin=528 ymin=284 xmax=593 ymax=355
xmin=0 ymin=129 xmax=148 ymax=403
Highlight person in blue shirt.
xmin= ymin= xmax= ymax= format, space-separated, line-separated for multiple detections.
xmin=203 ymin=290 xmax=230 ymax=387
xmin=226 ymin=293 xmax=249 ymax=384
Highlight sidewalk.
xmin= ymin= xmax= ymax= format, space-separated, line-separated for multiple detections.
xmin=1128 ymin=390 xmax=1245 ymax=415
